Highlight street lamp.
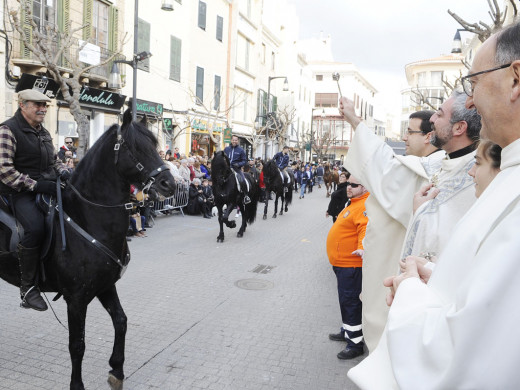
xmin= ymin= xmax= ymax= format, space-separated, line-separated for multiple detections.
xmin=264 ymin=76 xmax=288 ymax=160
xmin=107 ymin=0 xmax=172 ymax=121
xmin=309 ymin=108 xmax=325 ymax=162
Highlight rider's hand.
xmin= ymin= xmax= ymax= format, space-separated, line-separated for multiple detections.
xmin=60 ymin=170 xmax=72 ymax=182
xmin=34 ymin=179 xmax=57 ymax=196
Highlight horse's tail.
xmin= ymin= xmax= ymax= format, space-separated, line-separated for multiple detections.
xmin=245 ymin=177 xmax=259 ymax=225
xmin=285 ymin=171 xmax=294 ymax=206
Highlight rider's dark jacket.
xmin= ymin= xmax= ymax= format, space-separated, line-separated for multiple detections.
xmin=224 ymin=144 xmax=247 ymax=170
xmin=273 ymin=152 xmax=289 ymax=170
xmin=0 ymin=109 xmax=58 ymax=194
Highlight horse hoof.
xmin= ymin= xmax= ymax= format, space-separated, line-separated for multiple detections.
xmin=229 ymin=221 xmax=236 ymax=229
xmin=263 ymin=215 xmax=267 ymax=220
xmin=108 ymin=374 xmax=123 ymax=390
xmin=237 ymin=232 xmax=243 ymax=238
xmin=272 ymin=214 xmax=277 ymax=218
xmin=217 ymin=236 xmax=224 ymax=242
xmin=280 ymin=211 xmax=283 ymax=216
xmin=326 ymin=194 xmax=330 ymax=198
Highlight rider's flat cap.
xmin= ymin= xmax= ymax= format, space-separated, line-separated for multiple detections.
xmin=18 ymin=89 xmax=52 ymax=102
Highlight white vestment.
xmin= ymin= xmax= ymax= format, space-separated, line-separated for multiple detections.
xmin=348 ymin=138 xmax=520 ymax=389
xmin=345 ymin=122 xmax=444 ymax=352
xmin=400 ymin=151 xmax=476 ymax=260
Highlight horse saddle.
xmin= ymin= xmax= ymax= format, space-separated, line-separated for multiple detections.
xmin=0 ymin=194 xmax=56 ymax=260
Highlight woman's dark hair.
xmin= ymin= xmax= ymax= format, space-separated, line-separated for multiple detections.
xmin=479 ymin=139 xmax=502 ymax=169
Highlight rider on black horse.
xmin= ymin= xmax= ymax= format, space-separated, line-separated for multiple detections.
xmin=273 ymin=146 xmax=290 ymax=191
xmin=0 ymin=89 xmax=71 ymax=311
xmin=224 ymin=135 xmax=251 ymax=204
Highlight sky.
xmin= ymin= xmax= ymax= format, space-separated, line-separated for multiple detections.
xmin=287 ymin=0 xmax=494 ymax=132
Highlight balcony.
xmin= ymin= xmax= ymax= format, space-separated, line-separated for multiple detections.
xmin=11 ymin=33 xmax=126 ymax=87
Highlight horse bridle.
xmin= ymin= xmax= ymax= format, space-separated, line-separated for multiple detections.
xmin=114 ymin=125 xmax=170 ymax=199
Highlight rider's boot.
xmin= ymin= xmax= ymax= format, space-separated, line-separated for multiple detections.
xmin=18 ymin=245 xmax=47 ymax=311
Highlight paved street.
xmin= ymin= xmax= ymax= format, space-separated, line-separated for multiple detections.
xmin=0 ymin=187 xmax=364 ymax=390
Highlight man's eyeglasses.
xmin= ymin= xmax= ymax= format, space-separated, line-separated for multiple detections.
xmin=461 ymin=63 xmax=511 ymax=97
xmin=406 ymin=129 xmax=424 ymax=136
xmin=346 ymin=182 xmax=361 ymax=188
xmin=31 ymin=102 xmax=48 ymax=108
xmin=65 ymin=141 xmax=73 ymax=144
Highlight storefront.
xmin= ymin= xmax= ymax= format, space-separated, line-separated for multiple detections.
xmin=128 ymin=98 xmax=164 ymax=143
xmin=189 ymin=118 xmax=225 ymax=157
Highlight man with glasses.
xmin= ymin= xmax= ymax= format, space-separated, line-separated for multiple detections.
xmin=326 ymin=175 xmax=369 ymax=360
xmin=0 ymin=89 xmax=70 ymax=311
xmin=338 ymin=91 xmax=480 ymax=354
xmin=349 ymin=21 xmax=520 ymax=389
xmin=403 ymin=110 xmax=439 ymax=157
xmin=58 ymin=136 xmax=76 ymax=162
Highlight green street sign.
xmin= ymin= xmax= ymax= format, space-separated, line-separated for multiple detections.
xmin=224 ymin=127 xmax=232 ymax=144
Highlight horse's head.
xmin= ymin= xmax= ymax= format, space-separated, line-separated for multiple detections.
xmin=114 ymin=109 xmax=176 ymax=197
xmin=211 ymin=151 xmax=232 ymax=186
xmin=262 ymin=159 xmax=277 ymax=186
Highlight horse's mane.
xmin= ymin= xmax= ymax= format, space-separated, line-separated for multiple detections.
xmin=264 ymin=159 xmax=278 ymax=174
xmin=74 ymin=113 xmax=158 ymax=174
xmin=211 ymin=151 xmax=231 ymax=177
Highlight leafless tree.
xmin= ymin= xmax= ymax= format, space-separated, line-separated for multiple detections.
xmin=9 ymin=0 xmax=125 ymax=158
xmin=448 ymin=0 xmax=518 ymax=42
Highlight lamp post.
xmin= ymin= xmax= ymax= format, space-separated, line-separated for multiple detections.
xmin=309 ymin=108 xmax=324 ymax=163
xmin=108 ymin=0 xmax=172 ymax=121
xmin=264 ymin=76 xmax=288 ymax=161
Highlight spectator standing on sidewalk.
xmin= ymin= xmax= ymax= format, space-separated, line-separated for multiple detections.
xmin=316 ymin=163 xmax=325 ymax=188
xmin=327 ymin=175 xmax=369 ymax=360
xmin=326 ymin=170 xmax=350 ymax=223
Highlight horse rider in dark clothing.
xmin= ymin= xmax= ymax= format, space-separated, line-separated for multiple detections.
xmin=224 ymin=135 xmax=251 ymax=204
xmin=0 ymin=89 xmax=71 ymax=311
xmin=273 ymin=145 xmax=290 ymax=191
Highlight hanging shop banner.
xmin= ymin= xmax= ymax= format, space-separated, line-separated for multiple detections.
xmin=129 ymin=99 xmax=163 ymax=118
xmin=57 ymin=86 xmax=126 ymax=111
xmin=190 ymin=118 xmax=224 ymax=132
xmin=223 ymin=127 xmax=232 ymax=144
xmin=163 ymin=118 xmax=175 ymax=135
xmin=16 ymin=73 xmax=61 ymax=99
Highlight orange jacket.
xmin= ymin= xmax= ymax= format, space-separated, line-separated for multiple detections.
xmin=326 ymin=191 xmax=369 ymax=268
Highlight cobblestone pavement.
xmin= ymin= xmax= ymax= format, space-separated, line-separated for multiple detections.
xmin=0 ymin=186 xmax=364 ymax=389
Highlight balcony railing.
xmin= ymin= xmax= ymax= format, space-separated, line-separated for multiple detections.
xmin=11 ymin=32 xmax=126 ymax=83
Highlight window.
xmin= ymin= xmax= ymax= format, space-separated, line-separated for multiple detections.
xmin=137 ymin=18 xmax=150 ymax=72
xmin=233 ymin=88 xmax=250 ymax=122
xmin=236 ymin=34 xmax=250 ymax=71
xmin=169 ymin=36 xmax=182 ymax=82
xmin=196 ymin=67 xmax=204 ymax=104
xmin=315 ymin=93 xmax=339 ymax=107
xmin=216 ymin=15 xmax=223 ymax=42
xmin=431 ymin=71 xmax=444 ymax=86
xmin=261 ymin=43 xmax=266 ymax=64
xmin=92 ymin=0 xmax=109 ymax=49
xmin=316 ymin=75 xmax=323 ymax=81
xmin=271 ymin=51 xmax=275 ymax=71
xmin=214 ymin=75 xmax=221 ymax=110
xmin=32 ymin=0 xmax=56 ymax=32
xmin=198 ymin=1 xmax=207 ymax=30
xmin=417 ymin=72 xmax=426 ymax=87
xmin=257 ymin=89 xmax=267 ymax=125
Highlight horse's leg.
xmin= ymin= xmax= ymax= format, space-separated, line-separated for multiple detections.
xmin=237 ymin=204 xmax=246 ymax=237
xmin=263 ymin=195 xmax=268 ymax=220
xmin=66 ymin=297 xmax=88 ymax=390
xmin=97 ymin=285 xmax=127 ymax=390
xmin=223 ymin=202 xmax=236 ymax=229
xmin=273 ymin=195 xmax=279 ymax=218
xmin=217 ymin=206 xmax=225 ymax=242
xmin=280 ymin=193 xmax=285 ymax=216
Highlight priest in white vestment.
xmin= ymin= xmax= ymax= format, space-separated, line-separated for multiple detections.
xmin=341 ymin=91 xmax=481 ymax=352
xmin=348 ymin=20 xmax=520 ymax=389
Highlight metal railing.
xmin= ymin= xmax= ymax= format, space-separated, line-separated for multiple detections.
xmin=152 ymin=181 xmax=189 ymax=217
xmin=11 ymin=32 xmax=126 ymax=81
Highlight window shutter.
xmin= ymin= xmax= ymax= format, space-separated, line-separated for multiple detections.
xmin=83 ymin=0 xmax=93 ymax=40
xmin=198 ymin=1 xmax=206 ymax=30
xmin=57 ymin=0 xmax=70 ymax=66
xmin=216 ymin=15 xmax=223 ymax=41
xmin=108 ymin=6 xmax=119 ymax=53
xmin=214 ymin=75 xmax=221 ymax=110
xmin=169 ymin=36 xmax=181 ymax=82
xmin=272 ymin=96 xmax=278 ymax=113
xmin=137 ymin=19 xmax=150 ymax=72
xmin=196 ymin=67 xmax=204 ymax=104
xmin=20 ymin=0 xmax=33 ymax=59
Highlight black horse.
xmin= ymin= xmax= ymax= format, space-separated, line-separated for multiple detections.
xmin=262 ymin=160 xmax=294 ymax=219
xmin=0 ymin=110 xmax=175 ymax=390
xmin=211 ymin=151 xmax=259 ymax=242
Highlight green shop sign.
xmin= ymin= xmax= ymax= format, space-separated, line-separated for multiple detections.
xmin=223 ymin=127 xmax=232 ymax=144
xmin=163 ymin=118 xmax=174 ymax=135
xmin=129 ymin=98 xmax=163 ymax=117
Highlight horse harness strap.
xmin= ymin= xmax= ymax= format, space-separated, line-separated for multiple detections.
xmin=62 ymin=211 xmax=129 ymax=271
xmin=68 ymin=184 xmax=134 ymax=210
